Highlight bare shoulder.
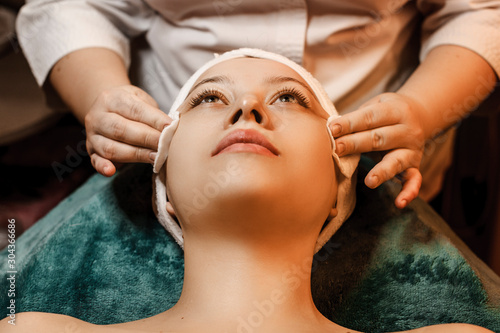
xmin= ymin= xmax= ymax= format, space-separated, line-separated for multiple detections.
xmin=0 ymin=312 xmax=176 ymax=333
xmin=0 ymin=311 xmax=94 ymax=333
xmin=405 ymin=323 xmax=494 ymax=333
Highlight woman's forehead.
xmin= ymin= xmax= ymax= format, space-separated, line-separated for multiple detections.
xmin=194 ymin=57 xmax=309 ymax=87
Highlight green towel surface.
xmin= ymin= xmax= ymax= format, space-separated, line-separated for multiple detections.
xmin=1 ymin=160 xmax=499 ymax=332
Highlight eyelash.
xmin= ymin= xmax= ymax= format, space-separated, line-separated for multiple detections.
xmin=189 ymin=89 xmax=227 ymax=108
xmin=274 ymin=87 xmax=311 ymax=108
xmin=188 ymin=87 xmax=311 ymax=108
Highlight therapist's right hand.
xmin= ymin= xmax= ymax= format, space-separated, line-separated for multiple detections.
xmin=84 ymin=85 xmax=172 ymax=177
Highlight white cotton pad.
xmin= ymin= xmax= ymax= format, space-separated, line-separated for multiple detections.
xmin=152 ymin=48 xmax=360 ymax=253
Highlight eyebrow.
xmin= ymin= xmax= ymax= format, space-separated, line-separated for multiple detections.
xmin=264 ymin=76 xmax=319 ymax=102
xmin=188 ymin=75 xmax=233 ymax=95
xmin=188 ymin=74 xmax=319 ymax=103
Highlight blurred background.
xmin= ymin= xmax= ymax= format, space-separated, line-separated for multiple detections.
xmin=0 ymin=0 xmax=499 ymax=275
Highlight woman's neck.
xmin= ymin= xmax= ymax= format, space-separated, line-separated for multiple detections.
xmin=159 ymin=234 xmax=344 ymax=333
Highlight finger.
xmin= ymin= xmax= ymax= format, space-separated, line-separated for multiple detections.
xmin=89 ymin=134 xmax=157 ymax=164
xmin=328 ymin=102 xmax=402 ymax=137
xmin=357 ymin=94 xmax=383 ymax=109
xmin=129 ymin=86 xmax=160 ymax=108
xmin=394 ymin=168 xmax=422 ymax=209
xmin=334 ymin=124 xmax=421 ymax=156
xmin=365 ymin=149 xmax=422 ymax=188
xmin=357 ymin=92 xmax=397 ymax=109
xmin=107 ymin=93 xmax=171 ymax=131
xmin=96 ymin=113 xmax=162 ymax=150
xmin=90 ymin=153 xmax=116 ymax=177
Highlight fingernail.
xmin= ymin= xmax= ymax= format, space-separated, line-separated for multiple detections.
xmin=368 ymin=175 xmax=379 ymax=188
xmin=149 ymin=152 xmax=157 ymax=163
xmin=336 ymin=142 xmax=345 ymax=155
xmin=332 ymin=124 xmax=342 ymax=136
xmin=103 ymin=166 xmax=111 ymax=175
xmin=401 ymin=199 xmax=407 ymax=207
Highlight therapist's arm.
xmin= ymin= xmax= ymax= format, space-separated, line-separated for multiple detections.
xmin=328 ymin=45 xmax=496 ymax=208
xmin=50 ymin=47 xmax=171 ymax=176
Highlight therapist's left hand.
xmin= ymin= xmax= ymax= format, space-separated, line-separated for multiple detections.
xmin=328 ymin=92 xmax=426 ymax=209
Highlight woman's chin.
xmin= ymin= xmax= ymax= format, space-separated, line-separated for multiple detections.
xmin=175 ymin=182 xmax=287 ymax=221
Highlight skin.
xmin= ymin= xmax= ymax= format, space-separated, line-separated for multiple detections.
xmin=328 ymin=45 xmax=496 ymax=208
xmin=2 ymin=58 xmax=493 ymax=333
xmin=49 ymin=48 xmax=172 ymax=176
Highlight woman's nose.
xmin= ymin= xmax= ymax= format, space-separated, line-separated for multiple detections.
xmin=225 ymin=94 xmax=271 ymax=128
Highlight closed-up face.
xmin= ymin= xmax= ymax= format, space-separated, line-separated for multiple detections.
xmin=166 ymin=57 xmax=338 ymax=245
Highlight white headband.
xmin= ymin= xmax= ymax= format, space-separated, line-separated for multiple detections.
xmin=152 ymin=48 xmax=360 ymax=253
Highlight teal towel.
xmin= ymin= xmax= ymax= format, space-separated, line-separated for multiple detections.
xmin=1 ymin=160 xmax=499 ymax=332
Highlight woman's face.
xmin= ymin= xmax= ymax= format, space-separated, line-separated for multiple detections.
xmin=166 ymin=58 xmax=337 ymax=239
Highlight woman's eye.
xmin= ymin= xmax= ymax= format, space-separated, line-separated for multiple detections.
xmin=201 ymin=95 xmax=221 ymax=104
xmin=278 ymin=94 xmax=298 ymax=104
xmin=273 ymin=88 xmax=310 ymax=108
xmin=189 ymin=89 xmax=227 ymax=108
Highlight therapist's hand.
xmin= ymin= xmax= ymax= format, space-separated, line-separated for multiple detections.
xmin=85 ymin=85 xmax=172 ymax=177
xmin=328 ymin=92 xmax=425 ymax=208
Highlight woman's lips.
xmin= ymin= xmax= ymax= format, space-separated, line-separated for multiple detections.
xmin=212 ymin=129 xmax=280 ymax=157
